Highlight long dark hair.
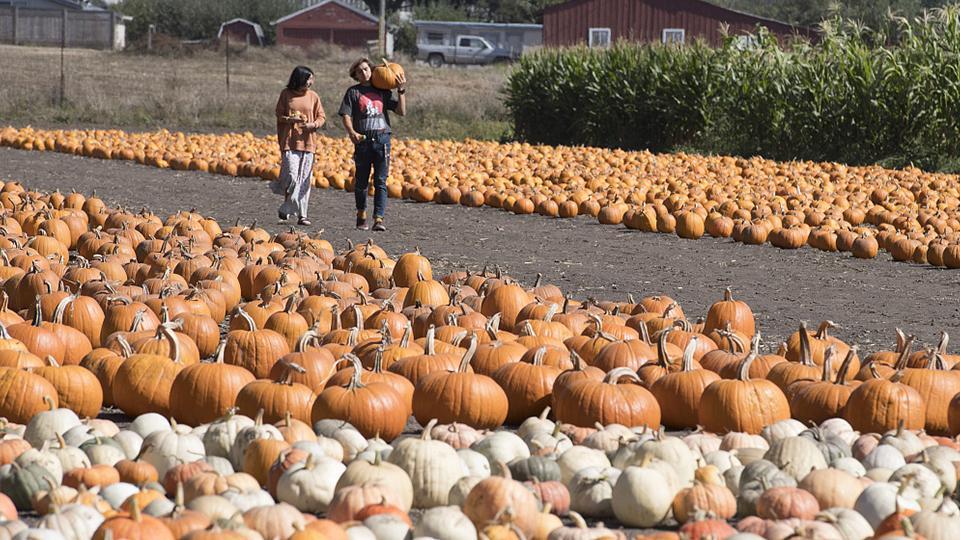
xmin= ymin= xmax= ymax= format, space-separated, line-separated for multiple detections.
xmin=286 ymin=65 xmax=314 ymax=91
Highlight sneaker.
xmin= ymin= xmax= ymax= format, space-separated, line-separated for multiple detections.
xmin=278 ymin=210 xmax=289 ymax=221
xmin=372 ymin=218 xmax=386 ymax=231
xmin=297 ymin=218 xmax=311 ymax=226
xmin=356 ymin=211 xmax=368 ymax=230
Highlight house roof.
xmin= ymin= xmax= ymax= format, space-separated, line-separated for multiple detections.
xmin=218 ymin=18 xmax=265 ymax=40
xmin=0 ymin=0 xmax=107 ymax=10
xmin=271 ymin=0 xmax=377 ymax=26
xmin=413 ymin=20 xmax=542 ymax=30
xmin=543 ymin=0 xmax=807 ymax=33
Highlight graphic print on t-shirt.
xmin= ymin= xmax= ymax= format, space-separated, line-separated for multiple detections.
xmin=358 ymin=90 xmax=388 ymax=132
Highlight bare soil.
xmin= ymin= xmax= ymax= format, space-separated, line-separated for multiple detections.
xmin=2 ymin=146 xmax=957 ymax=355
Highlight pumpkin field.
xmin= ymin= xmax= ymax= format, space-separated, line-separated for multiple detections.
xmin=1 ymin=121 xmax=960 ymax=540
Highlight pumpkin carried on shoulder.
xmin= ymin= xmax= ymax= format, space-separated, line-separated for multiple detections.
xmin=371 ymin=59 xmax=406 ymax=90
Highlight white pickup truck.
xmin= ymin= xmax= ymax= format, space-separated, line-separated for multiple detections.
xmin=416 ymin=35 xmax=517 ymax=67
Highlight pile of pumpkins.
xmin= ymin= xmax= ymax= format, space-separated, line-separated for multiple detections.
xmin=4 ymin=125 xmax=960 ymax=269
xmin=2 ymin=179 xmax=960 ymax=539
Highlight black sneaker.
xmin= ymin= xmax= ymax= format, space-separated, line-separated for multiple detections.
xmin=372 ymin=218 xmax=386 ymax=231
xmin=278 ymin=210 xmax=289 ymax=221
xmin=356 ymin=211 xmax=369 ymax=230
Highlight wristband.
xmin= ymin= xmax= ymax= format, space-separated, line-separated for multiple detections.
xmin=398 ymin=88 xmax=406 ymax=95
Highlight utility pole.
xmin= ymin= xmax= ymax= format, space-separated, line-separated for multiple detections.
xmin=379 ymin=0 xmax=386 ymax=57
xmin=59 ymin=9 xmax=66 ymax=107
xmin=225 ymin=31 xmax=231 ymax=96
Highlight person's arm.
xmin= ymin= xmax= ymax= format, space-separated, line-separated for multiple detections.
xmin=276 ymin=92 xmax=302 ymax=125
xmin=341 ymin=115 xmax=362 ymax=143
xmin=394 ymin=73 xmax=407 ymax=117
xmin=304 ymin=94 xmax=326 ymax=132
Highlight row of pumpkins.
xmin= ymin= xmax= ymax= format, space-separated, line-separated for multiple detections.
xmin=4 ymin=126 xmax=960 ymax=268
xmin=0 ymin=179 xmax=958 ymax=538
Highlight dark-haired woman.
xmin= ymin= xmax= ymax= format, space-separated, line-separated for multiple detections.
xmin=277 ymin=65 xmax=325 ymax=226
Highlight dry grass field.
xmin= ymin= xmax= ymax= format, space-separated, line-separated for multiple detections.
xmin=0 ymin=43 xmax=510 ymax=141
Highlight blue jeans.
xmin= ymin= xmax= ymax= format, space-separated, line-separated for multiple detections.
xmin=354 ymin=133 xmax=390 ymax=218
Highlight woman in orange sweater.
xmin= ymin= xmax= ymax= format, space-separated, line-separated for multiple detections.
xmin=276 ymin=65 xmax=325 ymax=226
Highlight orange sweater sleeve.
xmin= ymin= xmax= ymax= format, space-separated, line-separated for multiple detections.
xmin=314 ymin=93 xmax=325 ymax=124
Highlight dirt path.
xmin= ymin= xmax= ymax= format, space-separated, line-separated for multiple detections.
xmin=1 ymin=146 xmax=956 ymax=353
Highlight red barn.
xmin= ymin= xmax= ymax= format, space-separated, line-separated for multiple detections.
xmin=273 ymin=0 xmax=378 ymax=49
xmin=218 ymin=18 xmax=264 ymax=46
xmin=543 ymin=0 xmax=813 ymax=48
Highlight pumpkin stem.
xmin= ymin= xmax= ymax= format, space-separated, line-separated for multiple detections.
xmin=31 ymin=295 xmax=43 ymax=327
xmin=421 ymin=419 xmax=438 ymax=439
xmin=834 ymin=345 xmax=858 ymax=384
xmin=736 ymin=337 xmax=761 ymax=382
xmin=52 ymin=293 xmax=77 ymax=325
xmin=680 ymin=336 xmax=699 ymax=372
xmin=456 ymin=335 xmax=478 ymax=373
xmin=345 ymin=355 xmax=366 ymax=390
xmin=424 ymin=325 xmax=436 ymax=355
xmin=655 ymin=327 xmax=672 ymax=368
xmin=894 ymin=335 xmax=916 ymax=370
xmin=798 ymin=322 xmax=815 ymax=367
xmin=815 ymin=320 xmax=836 ymax=339
xmin=819 ymin=345 xmax=836 ymax=382
xmin=160 ymin=323 xmax=182 ymax=364
xmin=723 ymin=286 xmax=734 ymax=302
xmin=894 ymin=328 xmax=907 ymax=353
xmin=603 ymin=367 xmax=642 ymax=385
xmin=937 ymin=331 xmax=950 ymax=355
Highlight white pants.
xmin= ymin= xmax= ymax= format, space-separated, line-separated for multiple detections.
xmin=278 ymin=150 xmax=314 ymax=219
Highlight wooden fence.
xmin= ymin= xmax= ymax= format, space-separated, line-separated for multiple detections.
xmin=0 ymin=7 xmax=117 ymax=50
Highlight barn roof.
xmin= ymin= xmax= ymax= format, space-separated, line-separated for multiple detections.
xmin=218 ymin=18 xmax=265 ymax=40
xmin=543 ymin=0 xmax=802 ymax=31
xmin=271 ymin=0 xmax=378 ymax=26
xmin=413 ymin=20 xmax=543 ymax=30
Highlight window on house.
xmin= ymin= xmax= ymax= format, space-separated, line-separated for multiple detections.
xmin=588 ymin=27 xmax=611 ymax=48
xmin=425 ymin=32 xmax=444 ymax=44
xmin=662 ymin=28 xmax=685 ymax=44
xmin=734 ymin=34 xmax=758 ymax=49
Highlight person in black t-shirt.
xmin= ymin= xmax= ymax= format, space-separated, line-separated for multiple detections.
xmin=339 ymin=57 xmax=407 ymax=231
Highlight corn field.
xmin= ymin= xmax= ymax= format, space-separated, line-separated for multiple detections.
xmin=507 ymin=6 xmax=960 ymax=170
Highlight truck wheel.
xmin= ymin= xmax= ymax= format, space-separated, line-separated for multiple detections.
xmin=428 ymin=54 xmax=444 ymax=68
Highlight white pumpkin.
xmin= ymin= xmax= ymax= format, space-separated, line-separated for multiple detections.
xmin=16 ymin=444 xmax=63 ymax=483
xmin=763 ymin=436 xmax=828 ymax=482
xmin=388 ymin=427 xmax=466 ymax=508
xmin=111 ymin=430 xmax=143 ymax=460
xmin=61 ymin=425 xmax=96 ymax=448
xmin=362 ymin=514 xmax=411 ymax=540
xmin=187 ymin=495 xmax=241 ymax=521
xmin=141 ymin=421 xmax=204 ymax=477
xmin=470 ymin=431 xmax=529 ymax=466
xmin=414 ymin=505 xmax=477 ymax=540
xmin=889 ymin=463 xmax=943 ymax=509
xmin=23 ymin=405 xmax=80 ymax=448
xmin=557 ymin=446 xmax=611 ymax=486
xmin=525 ymin=430 xmax=573 ymax=457
xmin=862 ymin=444 xmax=906 ymax=470
xmin=629 ymin=431 xmax=697 ymax=484
xmin=82 ymin=419 xmax=119 ymax=438
xmin=568 ymin=466 xmax=620 ymax=519
xmin=229 ymin=419 xmax=282 ymax=470
xmin=143 ymin=495 xmax=176 ymax=517
xmin=275 ymin=455 xmax=345 ymax=513
xmin=910 ymin=500 xmax=960 ymax=540
xmin=343 ymin=523 xmax=376 ymax=540
xmin=702 ymin=450 xmax=742 ymax=474
xmin=682 ymin=430 xmax=722 ymax=457
xmin=99 ymin=482 xmax=140 ymax=510
xmin=332 ymin=429 xmax=369 ymax=462
xmin=81 ymin=438 xmax=125 ymax=466
xmin=854 ymin=481 xmax=922 ymax=529
xmin=457 ymin=449 xmax=490 ymax=478
xmin=447 ymin=475 xmax=484 ymax=507
xmin=336 ymin=454 xmax=413 ymax=511
xmin=820 ymin=418 xmax=856 ymax=439
xmin=720 ymin=431 xmax=769 ymax=451
xmin=760 ymin=418 xmax=806 ymax=445
xmin=517 ymin=407 xmax=555 ymax=441
xmin=724 ymin=465 xmax=744 ymax=496
xmin=880 ymin=425 xmax=926 ymax=457
xmin=611 ymin=465 xmax=674 ymax=527
xmin=816 ymin=507 xmax=874 ymax=540
xmin=831 ymin=457 xmax=867 ymax=478
xmin=12 ymin=528 xmax=66 ymax=540
xmin=36 ymin=503 xmax=104 ymax=540
xmin=293 ymin=437 xmax=345 ymax=463
xmin=203 ymin=412 xmax=254 ymax=459
xmin=0 ymin=521 xmax=27 ymax=540
xmin=128 ymin=413 xmax=171 ymax=439
xmin=48 ymin=436 xmax=90 ymax=472
xmin=918 ymin=452 xmax=958 ymax=495
xmin=222 ymin=488 xmax=275 ymax=512
xmin=206 ymin=456 xmax=235 ymax=476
